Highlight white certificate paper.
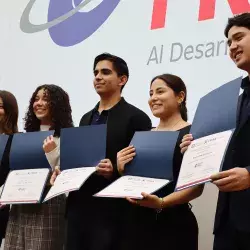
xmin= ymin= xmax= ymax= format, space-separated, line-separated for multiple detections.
xmin=44 ymin=167 xmax=96 ymax=202
xmin=0 ymin=168 xmax=50 ymax=204
xmin=176 ymin=130 xmax=233 ymax=191
xmin=94 ymin=175 xmax=170 ymax=199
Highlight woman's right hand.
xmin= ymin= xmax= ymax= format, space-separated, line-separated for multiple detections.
xmin=43 ymin=135 xmax=57 ymax=154
xmin=50 ymin=166 xmax=61 ymax=185
xmin=180 ymin=134 xmax=193 ymax=154
xmin=117 ymin=146 xmax=136 ymax=175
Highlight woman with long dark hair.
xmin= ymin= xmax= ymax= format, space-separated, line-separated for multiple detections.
xmin=118 ymin=74 xmax=203 ymax=250
xmin=0 ymin=90 xmax=18 ymax=247
xmin=4 ymin=84 xmax=73 ymax=250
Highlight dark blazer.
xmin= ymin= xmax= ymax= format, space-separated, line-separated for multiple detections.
xmin=0 ymin=135 xmax=12 ymax=240
xmin=214 ymin=80 xmax=250 ymax=233
xmin=67 ymin=98 xmax=152 ymax=210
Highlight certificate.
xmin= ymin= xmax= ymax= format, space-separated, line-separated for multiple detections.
xmin=10 ymin=131 xmax=53 ymax=170
xmin=190 ymin=77 xmax=241 ymax=139
xmin=95 ymin=131 xmax=179 ymax=199
xmin=95 ymin=175 xmax=170 ymax=199
xmin=44 ymin=167 xmax=96 ymax=202
xmin=43 ymin=125 xmax=107 ymax=201
xmin=0 ymin=168 xmax=50 ymax=204
xmin=176 ymin=130 xmax=233 ymax=191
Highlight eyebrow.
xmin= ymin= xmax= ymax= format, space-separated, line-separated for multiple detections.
xmin=149 ymin=87 xmax=165 ymax=93
xmin=35 ymin=94 xmax=47 ymax=99
xmin=152 ymin=87 xmax=165 ymax=91
xmin=94 ymin=68 xmax=112 ymax=73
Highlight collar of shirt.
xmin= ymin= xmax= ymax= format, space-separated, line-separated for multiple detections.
xmin=93 ymin=97 xmax=125 ymax=114
xmin=241 ymin=77 xmax=250 ymax=96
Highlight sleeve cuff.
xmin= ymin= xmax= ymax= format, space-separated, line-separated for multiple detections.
xmin=45 ymin=146 xmax=60 ymax=170
xmin=246 ymin=166 xmax=250 ymax=173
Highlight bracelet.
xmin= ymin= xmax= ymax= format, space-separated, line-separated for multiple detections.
xmin=156 ymin=197 xmax=164 ymax=213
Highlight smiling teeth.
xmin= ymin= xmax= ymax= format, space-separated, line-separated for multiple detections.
xmin=235 ymin=52 xmax=242 ymax=59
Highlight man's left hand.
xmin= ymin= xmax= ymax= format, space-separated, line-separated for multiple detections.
xmin=211 ymin=167 xmax=250 ymax=192
xmin=96 ymin=159 xmax=113 ymax=179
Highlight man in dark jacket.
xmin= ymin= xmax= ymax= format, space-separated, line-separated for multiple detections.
xmin=180 ymin=13 xmax=250 ymax=250
xmin=66 ymin=53 xmax=152 ymax=250
xmin=211 ymin=13 xmax=250 ymax=250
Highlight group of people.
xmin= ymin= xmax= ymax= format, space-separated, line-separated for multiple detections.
xmin=0 ymin=13 xmax=250 ymax=250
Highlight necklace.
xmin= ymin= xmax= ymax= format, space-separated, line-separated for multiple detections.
xmin=155 ymin=119 xmax=182 ymax=131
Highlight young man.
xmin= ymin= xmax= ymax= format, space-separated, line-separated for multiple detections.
xmin=66 ymin=53 xmax=152 ymax=250
xmin=181 ymin=13 xmax=250 ymax=250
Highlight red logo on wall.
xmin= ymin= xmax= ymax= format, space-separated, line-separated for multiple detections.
xmin=151 ymin=0 xmax=250 ymax=30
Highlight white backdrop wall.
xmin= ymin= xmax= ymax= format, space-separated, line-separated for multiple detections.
xmin=0 ymin=1 xmax=249 ymax=249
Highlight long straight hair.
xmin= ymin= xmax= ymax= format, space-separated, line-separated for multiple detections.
xmin=0 ymin=90 xmax=18 ymax=134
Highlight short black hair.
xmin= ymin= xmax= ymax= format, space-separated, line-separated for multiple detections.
xmin=225 ymin=12 xmax=250 ymax=38
xmin=93 ymin=53 xmax=129 ymax=91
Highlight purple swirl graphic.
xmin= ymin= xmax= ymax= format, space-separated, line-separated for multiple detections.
xmin=48 ymin=0 xmax=121 ymax=47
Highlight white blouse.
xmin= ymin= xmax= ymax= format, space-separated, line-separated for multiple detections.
xmin=40 ymin=125 xmax=60 ymax=171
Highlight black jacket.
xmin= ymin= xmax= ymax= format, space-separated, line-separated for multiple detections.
xmin=0 ymin=135 xmax=12 ymax=239
xmin=67 ymin=98 xmax=152 ymax=208
xmin=214 ymin=79 xmax=250 ymax=233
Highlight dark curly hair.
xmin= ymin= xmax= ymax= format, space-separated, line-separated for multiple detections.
xmin=24 ymin=84 xmax=74 ymax=135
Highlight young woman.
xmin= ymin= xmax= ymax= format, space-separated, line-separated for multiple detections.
xmin=0 ymin=90 xmax=18 ymax=247
xmin=118 ymin=74 xmax=203 ymax=250
xmin=4 ymin=84 xmax=73 ymax=250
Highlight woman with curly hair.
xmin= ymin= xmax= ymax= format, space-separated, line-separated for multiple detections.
xmin=4 ymin=84 xmax=73 ymax=250
xmin=0 ymin=90 xmax=18 ymax=248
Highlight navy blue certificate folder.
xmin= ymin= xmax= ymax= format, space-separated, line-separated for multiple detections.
xmin=190 ymin=77 xmax=242 ymax=139
xmin=0 ymin=134 xmax=9 ymax=165
xmin=124 ymin=131 xmax=179 ymax=180
xmin=60 ymin=125 xmax=107 ymax=170
xmin=10 ymin=131 xmax=54 ymax=170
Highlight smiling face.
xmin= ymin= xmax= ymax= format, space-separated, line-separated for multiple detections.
xmin=93 ymin=60 xmax=126 ymax=96
xmin=32 ymin=88 xmax=51 ymax=124
xmin=148 ymin=78 xmax=184 ymax=119
xmin=228 ymin=26 xmax=250 ymax=72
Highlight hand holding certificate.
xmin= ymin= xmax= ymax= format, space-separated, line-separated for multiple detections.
xmin=176 ymin=130 xmax=233 ymax=190
xmin=44 ymin=125 xmax=107 ymax=202
xmin=176 ymin=77 xmax=241 ymax=191
xmin=95 ymin=175 xmax=170 ymax=199
xmin=0 ymin=131 xmax=53 ymax=204
xmin=44 ymin=167 xmax=96 ymax=202
xmin=95 ymin=131 xmax=179 ymax=199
